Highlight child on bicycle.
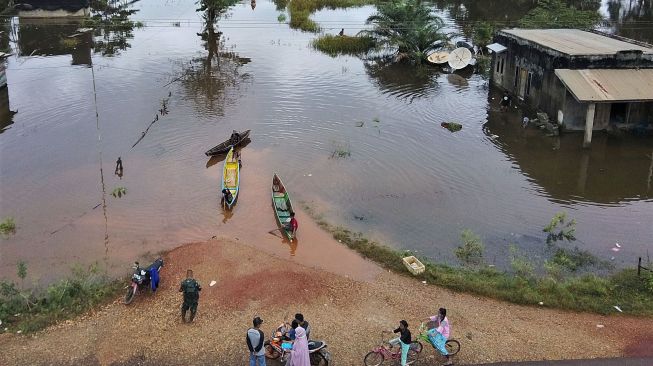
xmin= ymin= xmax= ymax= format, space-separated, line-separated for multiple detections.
xmin=425 ymin=308 xmax=452 ymax=365
xmin=388 ymin=320 xmax=411 ymax=366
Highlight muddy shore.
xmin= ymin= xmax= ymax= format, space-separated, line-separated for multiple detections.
xmin=1 ymin=235 xmax=652 ymax=365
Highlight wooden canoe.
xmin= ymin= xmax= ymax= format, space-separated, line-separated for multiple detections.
xmin=205 ymin=129 xmax=251 ymax=156
xmin=221 ymin=147 xmax=240 ymax=209
xmin=272 ymin=173 xmax=295 ymax=240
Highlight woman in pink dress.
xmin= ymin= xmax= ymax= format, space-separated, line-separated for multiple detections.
xmin=288 ymin=326 xmax=310 ymax=366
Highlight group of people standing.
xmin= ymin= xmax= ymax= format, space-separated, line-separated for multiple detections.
xmin=178 ymin=270 xmax=451 ymax=366
xmin=247 ymin=313 xmax=312 ymax=366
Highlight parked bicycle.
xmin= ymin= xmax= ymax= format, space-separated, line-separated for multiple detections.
xmin=411 ymin=322 xmax=461 ymax=356
xmin=363 ymin=331 xmax=420 ymax=366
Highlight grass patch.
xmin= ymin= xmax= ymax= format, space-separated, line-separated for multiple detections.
xmin=312 ymin=34 xmax=375 ymax=57
xmin=301 ymin=203 xmax=653 ymax=316
xmin=111 ymin=186 xmax=127 ymax=198
xmin=288 ymin=0 xmax=373 ymax=32
xmin=0 ymin=263 xmax=123 ymax=333
xmin=1 ymin=216 xmax=16 ymax=237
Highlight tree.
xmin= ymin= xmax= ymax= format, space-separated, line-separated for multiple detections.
xmin=197 ymin=0 xmax=240 ymax=24
xmin=519 ymin=0 xmax=603 ymax=29
xmin=365 ymin=0 xmax=451 ymax=63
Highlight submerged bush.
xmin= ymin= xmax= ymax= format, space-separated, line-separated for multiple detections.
xmin=0 ymin=216 xmax=16 ymax=237
xmin=454 ymin=229 xmax=484 ymax=266
xmin=312 ymin=34 xmax=375 ymax=57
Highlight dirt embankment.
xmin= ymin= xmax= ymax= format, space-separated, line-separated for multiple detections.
xmin=1 ymin=238 xmax=652 ymax=366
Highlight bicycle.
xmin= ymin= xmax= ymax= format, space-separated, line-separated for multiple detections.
xmin=363 ymin=331 xmax=420 ymax=366
xmin=411 ymin=322 xmax=461 ymax=356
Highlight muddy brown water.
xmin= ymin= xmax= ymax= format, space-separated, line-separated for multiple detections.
xmin=0 ymin=0 xmax=652 ymax=282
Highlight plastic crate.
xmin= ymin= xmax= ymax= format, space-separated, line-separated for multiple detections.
xmin=402 ymin=256 xmax=425 ymax=275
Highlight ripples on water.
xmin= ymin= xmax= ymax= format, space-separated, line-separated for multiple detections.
xmin=0 ymin=0 xmax=652 ymax=279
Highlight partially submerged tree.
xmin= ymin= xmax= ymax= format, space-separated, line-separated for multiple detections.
xmin=365 ymin=0 xmax=451 ymax=63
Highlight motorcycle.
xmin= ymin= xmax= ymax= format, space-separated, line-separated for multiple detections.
xmin=124 ymin=258 xmax=163 ymax=305
xmin=264 ymin=322 xmax=330 ymax=365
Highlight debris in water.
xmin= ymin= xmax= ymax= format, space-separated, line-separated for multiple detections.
xmin=307 ymin=173 xmax=312 ymax=177
xmin=209 ymin=280 xmax=217 ymax=287
xmin=16 ymin=330 xmax=22 ymax=334
xmin=611 ymin=247 xmax=620 ymax=252
xmin=615 ymin=243 xmax=621 ymax=248
xmin=355 ymin=121 xmax=364 ymax=127
xmin=614 ymin=306 xmax=623 ymax=313
xmin=596 ymin=324 xmax=605 ymax=328
xmin=421 ymin=281 xmax=427 ymax=284
xmin=538 ymin=302 xmax=544 ymax=306
xmin=441 ymin=122 xmax=462 ymax=132
xmin=611 ymin=257 xmax=615 ymax=260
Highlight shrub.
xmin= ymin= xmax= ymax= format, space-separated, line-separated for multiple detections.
xmin=312 ymin=34 xmax=375 ymax=57
xmin=0 ymin=216 xmax=16 ymax=237
xmin=454 ymin=229 xmax=484 ymax=266
xmin=543 ymin=211 xmax=576 ymax=245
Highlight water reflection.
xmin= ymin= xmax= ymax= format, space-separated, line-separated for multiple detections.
xmin=364 ymin=59 xmax=441 ymax=101
xmin=179 ymin=20 xmax=250 ymax=115
xmin=88 ymin=0 xmax=140 ymax=57
xmin=484 ymin=87 xmax=653 ymax=205
xmin=15 ymin=18 xmax=93 ymax=65
xmin=0 ymin=86 xmax=15 ymax=133
xmin=604 ymin=0 xmax=653 ymax=43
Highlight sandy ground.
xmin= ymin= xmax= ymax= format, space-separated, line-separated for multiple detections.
xmin=2 ymin=235 xmax=653 ymax=366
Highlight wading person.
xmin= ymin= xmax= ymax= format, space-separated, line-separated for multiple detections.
xmin=179 ymin=269 xmax=201 ymax=323
xmin=115 ymin=157 xmax=123 ymax=175
xmin=500 ymin=91 xmax=511 ymax=112
xmin=389 ymin=320 xmax=411 ymax=366
xmin=247 ymin=317 xmax=266 ymax=366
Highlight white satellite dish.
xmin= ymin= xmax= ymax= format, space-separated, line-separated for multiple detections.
xmin=447 ymin=47 xmax=473 ymax=70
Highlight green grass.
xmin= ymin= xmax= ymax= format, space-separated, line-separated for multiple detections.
xmin=301 ymin=203 xmax=653 ymax=316
xmin=0 ymin=216 xmax=16 ymax=237
xmin=312 ymin=34 xmax=375 ymax=57
xmin=288 ymin=0 xmax=374 ymax=32
xmin=0 ymin=263 xmax=123 ymax=333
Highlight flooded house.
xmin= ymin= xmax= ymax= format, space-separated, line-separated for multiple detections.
xmin=489 ymin=29 xmax=653 ymax=146
xmin=15 ymin=0 xmax=90 ymax=18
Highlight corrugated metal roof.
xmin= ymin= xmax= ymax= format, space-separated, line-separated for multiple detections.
xmin=501 ymin=29 xmax=653 ymax=56
xmin=486 ymin=43 xmax=507 ymax=53
xmin=555 ymin=69 xmax=653 ymax=102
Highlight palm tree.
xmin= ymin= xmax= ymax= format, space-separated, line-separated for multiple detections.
xmin=365 ymin=0 xmax=450 ymax=63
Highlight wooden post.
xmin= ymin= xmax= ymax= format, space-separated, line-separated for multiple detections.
xmin=639 ymin=257 xmax=642 ymax=276
xmin=583 ymin=103 xmax=596 ymax=148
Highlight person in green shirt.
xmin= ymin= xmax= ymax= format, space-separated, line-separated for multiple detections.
xmin=179 ymin=269 xmax=202 ymax=323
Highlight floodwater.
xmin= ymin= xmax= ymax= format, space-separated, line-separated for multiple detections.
xmin=0 ymin=0 xmax=652 ymax=281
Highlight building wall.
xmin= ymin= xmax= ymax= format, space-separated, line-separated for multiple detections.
xmin=491 ymin=32 xmax=653 ymax=131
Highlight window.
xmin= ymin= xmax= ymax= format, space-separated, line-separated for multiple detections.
xmin=526 ymin=72 xmax=533 ymax=95
xmin=495 ymin=56 xmax=505 ymax=75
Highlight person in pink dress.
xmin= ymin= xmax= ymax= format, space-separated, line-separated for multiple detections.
xmin=288 ymin=326 xmax=310 ymax=366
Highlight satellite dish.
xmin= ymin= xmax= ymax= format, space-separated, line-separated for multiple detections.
xmin=427 ymin=51 xmax=450 ymax=65
xmin=448 ymin=47 xmax=472 ymax=70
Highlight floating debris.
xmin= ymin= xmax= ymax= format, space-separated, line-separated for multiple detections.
xmin=596 ymin=324 xmax=605 ymax=328
xmin=441 ymin=122 xmax=462 ymax=132
xmin=209 ymin=280 xmax=217 ymax=287
xmin=614 ymin=305 xmax=623 ymax=313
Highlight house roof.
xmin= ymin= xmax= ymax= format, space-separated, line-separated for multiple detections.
xmin=18 ymin=0 xmax=89 ymax=12
xmin=500 ymin=29 xmax=653 ymax=56
xmin=555 ymin=69 xmax=653 ymax=102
